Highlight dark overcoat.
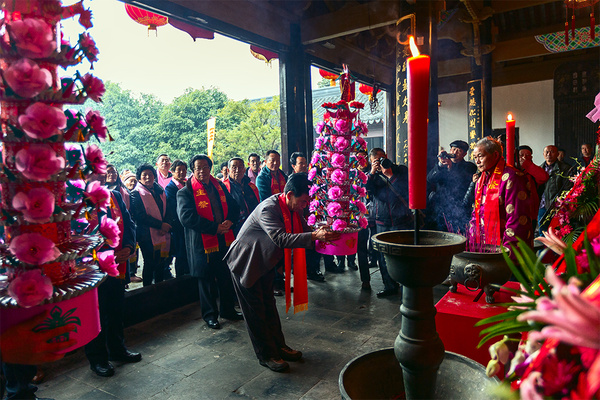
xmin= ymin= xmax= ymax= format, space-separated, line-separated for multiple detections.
xmin=177 ymin=178 xmax=239 ymax=278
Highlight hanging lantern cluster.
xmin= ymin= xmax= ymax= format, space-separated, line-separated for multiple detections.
xmin=564 ymin=0 xmax=598 ymax=45
xmin=359 ymin=83 xmax=381 ymax=113
xmin=319 ymin=69 xmax=339 ymax=86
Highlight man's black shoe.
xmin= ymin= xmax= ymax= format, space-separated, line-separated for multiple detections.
xmin=259 ymin=358 xmax=289 ymax=372
xmin=90 ymin=362 xmax=115 ymax=377
xmin=325 ymin=266 xmax=344 ymax=274
xmin=109 ymin=350 xmax=142 ymax=363
xmin=280 ymin=346 xmax=303 ymax=361
xmin=347 ymin=262 xmax=358 ymax=270
xmin=222 ymin=311 xmax=244 ymax=320
xmin=206 ymin=319 xmax=221 ymax=329
xmin=307 ymin=272 xmax=325 ymax=282
xmin=376 ymin=288 xmax=399 ymax=298
xmin=361 ymin=282 xmax=372 ymax=291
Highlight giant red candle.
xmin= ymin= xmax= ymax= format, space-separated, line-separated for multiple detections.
xmin=506 ymin=113 xmax=515 ymax=167
xmin=407 ymin=36 xmax=430 ymax=210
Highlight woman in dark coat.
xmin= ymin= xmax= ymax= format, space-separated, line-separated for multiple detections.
xmin=130 ymin=164 xmax=172 ymax=286
xmin=164 ymin=160 xmax=189 ymax=277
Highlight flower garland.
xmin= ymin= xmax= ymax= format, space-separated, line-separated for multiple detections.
xmin=308 ymin=92 xmax=369 ymax=234
xmin=0 ymin=0 xmax=116 ymax=308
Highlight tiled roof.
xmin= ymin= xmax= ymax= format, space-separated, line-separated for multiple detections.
xmin=311 ymin=86 xmax=385 ymax=125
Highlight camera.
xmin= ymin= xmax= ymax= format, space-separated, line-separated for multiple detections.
xmin=379 ymin=158 xmax=393 ymax=169
xmin=439 ymin=151 xmax=455 ymax=160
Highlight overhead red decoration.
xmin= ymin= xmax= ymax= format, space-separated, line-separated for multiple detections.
xmin=169 ymin=19 xmax=214 ymax=41
xmin=250 ymin=45 xmax=278 ymax=64
xmin=564 ymin=0 xmax=599 ymax=40
xmin=125 ymin=4 xmax=168 ymax=35
xmin=319 ymin=69 xmax=338 ymax=86
xmin=359 ymin=83 xmax=381 ymax=98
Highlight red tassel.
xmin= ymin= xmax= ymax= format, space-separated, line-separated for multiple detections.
xmin=572 ymin=14 xmax=576 ymax=38
xmin=592 ymin=12 xmax=596 ymax=40
xmin=565 ymin=21 xmax=570 ymax=46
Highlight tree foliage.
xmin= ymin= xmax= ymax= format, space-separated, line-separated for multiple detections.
xmin=82 ymin=82 xmax=281 ymax=175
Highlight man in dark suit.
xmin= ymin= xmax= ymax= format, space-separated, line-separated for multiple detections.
xmin=177 ymin=154 xmax=242 ymax=330
xmin=537 ymin=145 xmax=573 ymax=233
xmin=225 ymin=174 xmax=339 ymax=372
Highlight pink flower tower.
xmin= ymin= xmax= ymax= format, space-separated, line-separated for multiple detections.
xmin=0 ymin=0 xmax=112 ymax=350
xmin=308 ymin=69 xmax=369 ymax=255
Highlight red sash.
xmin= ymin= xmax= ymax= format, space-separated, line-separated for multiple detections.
xmin=89 ymin=192 xmax=127 ymax=279
xmin=223 ymin=178 xmax=259 ymax=202
xmin=270 ymin=170 xmax=286 ymax=195
xmin=191 ymin=175 xmax=235 ymax=254
xmin=474 ymin=158 xmax=504 ymax=245
xmin=277 ymin=194 xmax=308 ymax=313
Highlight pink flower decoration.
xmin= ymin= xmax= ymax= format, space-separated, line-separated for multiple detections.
xmin=357 ymin=171 xmax=368 ymax=184
xmin=355 ymin=136 xmax=367 ymax=149
xmin=356 ymin=121 xmax=369 ymax=135
xmin=7 ymin=269 xmax=53 ymax=308
xmin=316 ymin=121 xmax=326 ymax=134
xmin=353 ymin=184 xmax=367 ymax=197
xmin=85 ymin=144 xmax=107 ymax=174
xmin=18 ymin=102 xmax=67 ymax=139
xmin=12 ymin=187 xmax=55 ymax=223
xmin=9 ymin=233 xmax=61 ymax=265
xmin=331 ymin=169 xmax=348 ymax=185
xmin=331 ymin=153 xmax=346 ymax=168
xmin=359 ymin=217 xmax=368 ymax=229
xmin=332 ymin=219 xmax=347 ymax=231
xmin=309 ymin=200 xmax=320 ymax=212
xmin=307 ymin=214 xmax=316 ymax=226
xmin=9 ymin=18 xmax=56 ymax=58
xmin=328 ymin=186 xmax=344 ymax=200
xmin=335 ymin=119 xmax=350 ymax=133
xmin=353 ymin=200 xmax=367 ymax=214
xmin=15 ymin=144 xmax=65 ymax=181
xmin=81 ymin=74 xmax=105 ymax=102
xmin=85 ymin=180 xmax=110 ymax=211
xmin=100 ymin=217 xmax=121 ymax=248
xmin=308 ymin=167 xmax=317 ymax=181
xmin=97 ymin=250 xmax=119 ymax=277
xmin=315 ymin=136 xmax=326 ymax=149
xmin=70 ymin=179 xmax=85 ymax=190
xmin=309 ymin=184 xmax=319 ymax=196
xmin=310 ymin=153 xmax=321 ymax=166
xmin=327 ymin=202 xmax=343 ymax=217
xmin=334 ymin=137 xmax=349 ymax=151
xmin=85 ymin=109 xmax=107 ymax=141
xmin=4 ymin=58 xmax=51 ymax=98
xmin=356 ymin=154 xmax=368 ymax=168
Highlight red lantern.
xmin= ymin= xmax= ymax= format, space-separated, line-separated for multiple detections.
xmin=125 ymin=4 xmax=168 ymax=35
xmin=250 ymin=45 xmax=278 ymax=64
xmin=359 ymin=83 xmax=381 ymax=100
xmin=319 ymin=69 xmax=339 ymax=86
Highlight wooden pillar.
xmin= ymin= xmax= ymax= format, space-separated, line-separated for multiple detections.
xmin=279 ymin=23 xmax=310 ymax=173
xmin=470 ymin=1 xmax=493 ymax=139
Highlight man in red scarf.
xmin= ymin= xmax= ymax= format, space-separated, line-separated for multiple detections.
xmin=470 ymin=137 xmax=534 ymax=250
xmin=177 ymin=155 xmax=242 ymax=330
xmin=225 ymin=174 xmax=340 ymax=372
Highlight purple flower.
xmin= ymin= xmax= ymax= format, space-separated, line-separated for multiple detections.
xmin=328 ymin=186 xmax=344 ymax=200
xmin=315 ymin=136 xmax=326 ymax=149
xmin=331 ymin=169 xmax=348 ymax=185
xmin=308 ymin=167 xmax=317 ymax=181
xmin=311 ymin=152 xmax=321 ymax=166
xmin=316 ymin=121 xmax=326 ymax=134
xmin=309 ymin=200 xmax=320 ymax=212
xmin=332 ymin=219 xmax=347 ymax=231
xmin=327 ymin=202 xmax=343 ymax=217
xmin=307 ymin=214 xmax=316 ymax=225
xmin=335 ymin=119 xmax=350 ymax=134
xmin=334 ymin=137 xmax=349 ymax=151
xmin=331 ymin=153 xmax=346 ymax=168
xmin=359 ymin=217 xmax=368 ymax=229
xmin=309 ymin=184 xmax=320 ymax=196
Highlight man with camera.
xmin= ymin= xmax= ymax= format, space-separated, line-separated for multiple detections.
xmin=426 ymin=140 xmax=477 ymax=233
xmin=366 ymin=148 xmax=411 ymax=297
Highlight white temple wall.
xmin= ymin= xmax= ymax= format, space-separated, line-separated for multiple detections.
xmin=439 ymin=80 xmax=555 ymax=165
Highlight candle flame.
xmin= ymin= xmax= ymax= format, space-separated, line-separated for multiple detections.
xmin=409 ymin=36 xmax=420 ymax=57
xmin=507 ymin=113 xmax=513 ymax=121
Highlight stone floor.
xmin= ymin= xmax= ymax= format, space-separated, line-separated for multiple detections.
xmin=33 ymin=265 xmax=449 ymax=400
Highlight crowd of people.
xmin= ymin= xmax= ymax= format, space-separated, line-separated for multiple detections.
xmin=55 ymin=138 xmax=592 ymax=379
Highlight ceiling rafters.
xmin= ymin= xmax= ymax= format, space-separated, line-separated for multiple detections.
xmin=300 ymin=1 xmax=400 ymax=45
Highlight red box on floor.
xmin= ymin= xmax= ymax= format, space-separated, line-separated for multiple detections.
xmin=435 ymin=281 xmax=520 ymax=369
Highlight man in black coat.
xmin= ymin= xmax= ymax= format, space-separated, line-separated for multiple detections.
xmin=537 ymin=145 xmax=574 ymax=233
xmin=426 ymin=140 xmax=477 ymax=233
xmin=177 ymin=154 xmax=242 ymax=329
xmin=224 ymin=174 xmax=339 ymax=372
